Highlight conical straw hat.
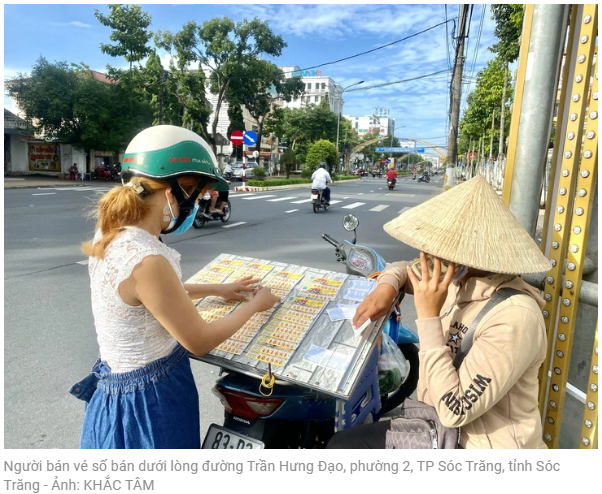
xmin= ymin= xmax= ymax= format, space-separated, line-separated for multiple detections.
xmin=383 ymin=175 xmax=552 ymax=274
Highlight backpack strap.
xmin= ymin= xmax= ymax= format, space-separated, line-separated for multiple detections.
xmin=453 ymin=288 xmax=524 ymax=370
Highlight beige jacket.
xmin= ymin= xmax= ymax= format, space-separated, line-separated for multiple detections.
xmin=379 ymin=262 xmax=547 ymax=449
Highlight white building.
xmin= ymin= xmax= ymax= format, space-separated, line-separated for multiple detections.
xmin=343 ymin=113 xmax=395 ymax=137
xmin=278 ymin=66 xmax=344 ymax=113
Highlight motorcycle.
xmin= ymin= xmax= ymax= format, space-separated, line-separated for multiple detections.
xmin=417 ymin=173 xmax=430 ymax=183
xmin=192 ymin=194 xmax=231 ymax=229
xmin=311 ymin=188 xmax=329 ymax=213
xmin=205 ymin=214 xmax=419 ymax=449
xmin=387 ymin=178 xmax=396 ymax=191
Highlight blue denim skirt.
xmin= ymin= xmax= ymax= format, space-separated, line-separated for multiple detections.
xmin=70 ymin=344 xmax=200 ymax=449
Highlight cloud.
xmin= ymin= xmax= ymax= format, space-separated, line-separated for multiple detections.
xmin=70 ymin=21 xmax=91 ymax=28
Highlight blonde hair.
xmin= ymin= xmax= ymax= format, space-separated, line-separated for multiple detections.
xmin=82 ymin=175 xmax=210 ymax=259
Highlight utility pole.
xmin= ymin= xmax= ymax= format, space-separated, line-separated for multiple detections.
xmin=445 ymin=3 xmax=470 ymax=190
xmin=498 ymin=63 xmax=508 ymax=158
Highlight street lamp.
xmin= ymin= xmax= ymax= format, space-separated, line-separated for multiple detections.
xmin=336 ymin=80 xmax=364 ymax=171
xmin=389 ymin=125 xmax=407 ymax=159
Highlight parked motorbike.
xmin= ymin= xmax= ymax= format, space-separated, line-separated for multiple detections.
xmin=205 ymin=214 xmax=419 ymax=449
xmin=417 ymin=172 xmax=430 ymax=183
xmin=311 ymin=188 xmax=329 ymax=213
xmin=192 ymin=194 xmax=231 ymax=229
xmin=387 ymin=178 xmax=396 ymax=190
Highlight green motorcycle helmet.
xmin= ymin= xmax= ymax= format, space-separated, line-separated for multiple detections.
xmin=121 ymin=125 xmax=228 ymax=233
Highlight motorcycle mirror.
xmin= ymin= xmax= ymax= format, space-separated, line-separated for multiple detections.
xmin=343 ymin=214 xmax=359 ymax=232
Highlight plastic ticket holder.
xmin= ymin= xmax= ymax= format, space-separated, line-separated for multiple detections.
xmin=334 ymin=345 xmax=381 ymax=432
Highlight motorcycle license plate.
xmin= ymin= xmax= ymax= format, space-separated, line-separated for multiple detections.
xmin=201 ymin=424 xmax=264 ymax=449
xmin=311 ymin=194 xmax=318 ymax=200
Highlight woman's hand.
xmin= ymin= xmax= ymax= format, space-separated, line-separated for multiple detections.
xmin=407 ymin=252 xmax=455 ymax=319
xmin=352 ymin=283 xmax=398 ymax=329
xmin=249 ymin=286 xmax=280 ymax=312
xmin=216 ymin=276 xmax=260 ymax=301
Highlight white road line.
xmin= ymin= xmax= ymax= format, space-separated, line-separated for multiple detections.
xmin=370 ymin=190 xmax=374 ymax=192
xmin=290 ymin=198 xmax=312 ymax=204
xmin=370 ymin=205 xmax=390 ymax=212
xmin=341 ymin=202 xmax=365 ymax=209
xmin=240 ymin=195 xmax=277 ymax=200
xmin=267 ymin=196 xmax=297 ymax=202
xmin=222 ymin=222 xmax=247 ymax=228
xmin=76 ymin=260 xmax=89 ymax=265
xmin=358 ymin=193 xmax=364 ymax=195
xmin=329 ymin=200 xmax=342 ymax=205
xmin=32 ymin=192 xmax=56 ymax=196
xmin=398 ymin=207 xmax=413 ymax=214
xmin=343 ymin=197 xmax=349 ymax=199
xmin=231 ymin=193 xmax=256 ymax=198
xmin=285 ymin=209 xmax=299 ymax=213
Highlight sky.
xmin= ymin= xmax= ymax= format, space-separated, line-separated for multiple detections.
xmin=3 ymin=2 xmax=499 ymax=155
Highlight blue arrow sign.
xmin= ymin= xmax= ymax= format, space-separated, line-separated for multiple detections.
xmin=385 ymin=158 xmax=390 ymax=164
xmin=243 ymin=131 xmax=257 ymax=146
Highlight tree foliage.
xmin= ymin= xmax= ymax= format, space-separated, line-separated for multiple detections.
xmin=94 ymin=4 xmax=153 ymax=71
xmin=279 ymin=147 xmax=297 ymax=179
xmin=490 ymin=4 xmax=524 ymax=63
xmin=7 ymin=57 xmax=152 ymax=161
xmin=155 ymin=17 xmax=287 ymax=154
xmin=458 ymin=58 xmax=511 ymax=155
xmin=305 ymin=139 xmax=338 ymax=173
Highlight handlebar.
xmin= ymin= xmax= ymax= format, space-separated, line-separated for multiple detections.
xmin=322 ymin=234 xmax=340 ymax=247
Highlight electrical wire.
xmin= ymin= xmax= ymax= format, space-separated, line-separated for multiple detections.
xmin=345 ymin=69 xmax=451 ymax=92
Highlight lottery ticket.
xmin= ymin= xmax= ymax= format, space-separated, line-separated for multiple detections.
xmin=273 ymin=308 xmax=315 ymax=325
xmin=283 ymin=297 xmax=325 ymax=315
xmin=298 ymin=285 xmax=339 ymax=300
xmin=215 ymin=339 xmax=247 ymax=355
xmin=248 ymin=344 xmax=292 ymax=361
xmin=230 ymin=329 xmax=260 ymax=343
xmin=256 ymin=336 xmax=298 ymax=352
xmin=308 ymin=277 xmax=343 ymax=289
xmin=250 ymin=352 xmax=287 ymax=367
xmin=264 ymin=272 xmax=303 ymax=291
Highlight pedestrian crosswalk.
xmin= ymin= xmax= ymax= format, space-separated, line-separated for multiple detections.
xmin=229 ymin=192 xmax=417 ymax=214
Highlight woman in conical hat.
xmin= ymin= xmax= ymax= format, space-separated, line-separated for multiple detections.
xmin=71 ymin=126 xmax=279 ymax=449
xmin=329 ymin=176 xmax=552 ymax=450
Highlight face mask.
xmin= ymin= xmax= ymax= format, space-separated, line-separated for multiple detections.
xmin=453 ymin=264 xmax=469 ymax=281
xmin=166 ymin=200 xmax=199 ymax=235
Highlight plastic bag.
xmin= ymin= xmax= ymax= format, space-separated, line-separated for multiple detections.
xmin=377 ymin=333 xmax=410 ymax=395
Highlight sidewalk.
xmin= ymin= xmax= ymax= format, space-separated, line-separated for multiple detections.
xmin=4 ymin=174 xmax=109 ymax=189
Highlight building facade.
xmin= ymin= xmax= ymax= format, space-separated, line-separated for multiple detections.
xmin=278 ymin=66 xmax=344 ymax=114
xmin=343 ymin=113 xmax=395 ymax=138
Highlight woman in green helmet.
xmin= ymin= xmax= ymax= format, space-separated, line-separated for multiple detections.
xmin=70 ymin=125 xmax=279 ymax=449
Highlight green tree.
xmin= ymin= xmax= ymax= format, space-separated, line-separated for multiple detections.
xmin=94 ymin=4 xmax=153 ymax=72
xmin=458 ymin=58 xmax=510 ymax=156
xmin=7 ymin=57 xmax=152 ymax=169
xmin=490 ymin=4 xmax=524 ymax=63
xmin=305 ymin=139 xmax=338 ymax=173
xmin=226 ymin=59 xmax=304 ymax=158
xmin=156 ymin=17 xmax=286 ymax=154
xmin=279 ymin=147 xmax=297 ymax=179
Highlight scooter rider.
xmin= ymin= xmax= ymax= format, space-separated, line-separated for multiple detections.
xmin=386 ymin=166 xmax=397 ymax=186
xmin=224 ymin=161 xmax=233 ymax=181
xmin=311 ymin=162 xmax=332 ymax=204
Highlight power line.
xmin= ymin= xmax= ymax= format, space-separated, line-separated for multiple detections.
xmin=346 ymin=69 xmax=451 ymax=92
xmin=294 ymin=18 xmax=457 ymax=75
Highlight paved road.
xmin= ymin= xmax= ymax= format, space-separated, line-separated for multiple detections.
xmin=4 ymin=175 xmax=443 ymax=448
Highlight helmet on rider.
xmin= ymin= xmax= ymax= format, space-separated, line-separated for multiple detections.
xmin=121 ymin=125 xmax=228 ymax=234
xmin=319 ymin=162 xmax=327 ymax=169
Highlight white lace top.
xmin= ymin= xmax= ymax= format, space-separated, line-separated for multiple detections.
xmin=89 ymin=227 xmax=180 ymax=373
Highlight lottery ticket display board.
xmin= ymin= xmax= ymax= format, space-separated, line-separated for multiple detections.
xmin=186 ymin=254 xmax=386 ymax=400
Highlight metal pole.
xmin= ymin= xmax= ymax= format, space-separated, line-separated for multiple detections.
xmin=336 ymin=81 xmax=364 ymax=172
xmin=508 ymin=4 xmax=567 ymax=237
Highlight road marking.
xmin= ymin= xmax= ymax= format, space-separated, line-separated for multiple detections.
xmin=358 ymin=193 xmax=364 ymax=195
xmin=32 ymin=192 xmax=56 ymax=196
xmin=231 ymin=193 xmax=256 ymax=198
xmin=341 ymin=202 xmax=365 ymax=209
xmin=290 ymin=198 xmax=312 ymax=204
xmin=76 ymin=260 xmax=89 ymax=265
xmin=343 ymin=197 xmax=349 ymax=199
xmin=370 ymin=190 xmax=374 ymax=192
xmin=329 ymin=200 xmax=342 ymax=205
xmin=285 ymin=209 xmax=299 ymax=213
xmin=267 ymin=196 xmax=297 ymax=202
xmin=398 ymin=207 xmax=413 ymax=214
xmin=240 ymin=195 xmax=277 ymax=200
xmin=370 ymin=205 xmax=390 ymax=212
xmin=222 ymin=222 xmax=247 ymax=228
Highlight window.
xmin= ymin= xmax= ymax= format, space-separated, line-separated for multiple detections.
xmin=321 ymin=83 xmax=326 ymax=90
xmin=307 ymin=83 xmax=312 ymax=90
xmin=315 ymin=96 xmax=319 ymax=102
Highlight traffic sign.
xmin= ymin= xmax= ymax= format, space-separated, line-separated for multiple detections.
xmin=252 ymin=150 xmax=259 ymax=159
xmin=385 ymin=158 xmax=390 ymax=164
xmin=230 ymin=130 xmax=243 ymax=146
xmin=243 ymin=131 xmax=257 ymax=146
